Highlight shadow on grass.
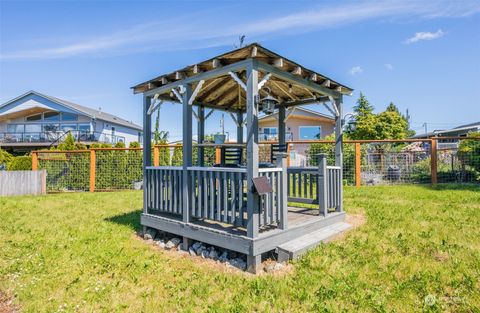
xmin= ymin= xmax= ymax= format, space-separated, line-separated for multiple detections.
xmin=105 ymin=209 xmax=142 ymax=232
xmin=416 ymin=183 xmax=480 ymax=192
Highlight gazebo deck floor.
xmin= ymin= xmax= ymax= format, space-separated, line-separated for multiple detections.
xmin=148 ymin=206 xmax=325 ymax=237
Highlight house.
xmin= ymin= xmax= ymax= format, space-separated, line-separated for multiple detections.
xmin=0 ymin=91 xmax=143 ymax=152
xmin=411 ymin=121 xmax=480 ymax=148
xmin=259 ymin=107 xmax=335 ymax=166
xmin=258 ymin=106 xmax=335 ymax=141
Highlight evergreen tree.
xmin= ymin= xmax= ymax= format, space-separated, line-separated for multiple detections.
xmin=353 ymin=92 xmax=374 ymax=116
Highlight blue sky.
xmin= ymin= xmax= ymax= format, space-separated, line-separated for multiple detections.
xmin=1 ymin=0 xmax=479 ymax=141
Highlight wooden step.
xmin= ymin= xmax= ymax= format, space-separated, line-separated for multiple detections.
xmin=276 ymin=222 xmax=352 ymax=262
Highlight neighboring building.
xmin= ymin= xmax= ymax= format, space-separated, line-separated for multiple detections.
xmin=411 ymin=121 xmax=480 ymax=148
xmin=0 ymin=91 xmax=142 ymax=152
xmin=258 ymin=107 xmax=335 ymax=166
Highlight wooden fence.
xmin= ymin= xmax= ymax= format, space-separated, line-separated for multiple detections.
xmin=30 ymin=136 xmax=479 ymax=192
xmin=0 ymin=170 xmax=46 ymax=196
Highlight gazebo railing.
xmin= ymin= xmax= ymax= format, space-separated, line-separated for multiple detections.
xmin=287 ymin=154 xmax=342 ymax=215
xmin=188 ymin=167 xmax=247 ymax=227
xmin=145 ymin=166 xmax=285 ymax=230
xmin=145 ymin=166 xmax=184 ymax=215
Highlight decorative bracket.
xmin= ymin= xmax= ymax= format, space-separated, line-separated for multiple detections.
xmin=172 ymin=87 xmax=183 ymax=103
xmin=328 ymin=96 xmax=340 ymax=117
xmin=258 ymin=73 xmax=271 ymax=89
xmin=147 ymin=94 xmax=163 ymax=115
xmin=228 ymin=71 xmax=247 ymax=91
xmin=284 ymin=107 xmax=296 ymax=123
xmin=188 ymin=80 xmax=204 ymax=105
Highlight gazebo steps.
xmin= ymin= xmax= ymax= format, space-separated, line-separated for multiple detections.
xmin=276 ymin=222 xmax=352 ymax=262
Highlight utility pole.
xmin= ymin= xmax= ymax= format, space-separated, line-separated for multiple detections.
xmin=422 ymin=122 xmax=428 ymax=135
xmin=220 ymin=113 xmax=225 ymax=135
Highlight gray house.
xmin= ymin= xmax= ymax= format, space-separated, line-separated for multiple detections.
xmin=0 ymin=91 xmax=142 ymax=152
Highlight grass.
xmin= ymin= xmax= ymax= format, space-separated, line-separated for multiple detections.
xmin=1 ymin=185 xmax=479 ymax=312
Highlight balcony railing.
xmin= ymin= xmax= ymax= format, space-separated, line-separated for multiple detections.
xmin=0 ymin=131 xmax=125 ymax=145
xmin=259 ymin=132 xmax=293 ymax=141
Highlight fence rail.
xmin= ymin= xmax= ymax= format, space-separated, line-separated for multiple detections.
xmin=30 ymin=136 xmax=479 ymax=192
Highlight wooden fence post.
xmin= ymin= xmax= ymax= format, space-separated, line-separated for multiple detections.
xmin=355 ymin=142 xmax=361 ymax=187
xmin=215 ymin=147 xmax=221 ymax=164
xmin=89 ymin=149 xmax=96 ymax=192
xmin=286 ymin=143 xmax=291 ymax=167
xmin=153 ymin=146 xmax=159 ymax=166
xmin=317 ymin=154 xmax=327 ymax=217
xmin=31 ymin=152 xmax=38 ymax=171
xmin=431 ymin=139 xmax=437 ymax=185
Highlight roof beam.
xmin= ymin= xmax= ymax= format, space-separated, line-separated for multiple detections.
xmin=291 ymin=66 xmax=302 ymax=76
xmin=212 ymin=58 xmax=222 ymax=69
xmin=273 ymin=58 xmax=284 ymax=68
xmin=256 ymin=60 xmax=342 ymax=98
xmin=193 ymin=64 xmax=203 ymax=74
xmin=251 ymin=46 xmax=258 ymax=57
xmin=321 ymin=79 xmax=331 ymax=87
xmin=197 ymin=76 xmax=231 ymax=102
xmin=271 ymin=81 xmax=298 ymax=101
xmin=143 ymin=59 xmax=250 ymax=97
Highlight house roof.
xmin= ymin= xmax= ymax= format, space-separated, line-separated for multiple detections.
xmin=259 ymin=106 xmax=334 ymax=122
xmin=132 ymin=43 xmax=352 ymax=112
xmin=0 ymin=91 xmax=143 ymax=131
xmin=410 ymin=121 xmax=480 ymax=138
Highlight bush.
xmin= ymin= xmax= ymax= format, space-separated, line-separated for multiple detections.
xmin=458 ymin=132 xmax=480 ymax=173
xmin=7 ymin=156 xmax=32 ymax=171
xmin=0 ymin=148 xmax=13 ymax=169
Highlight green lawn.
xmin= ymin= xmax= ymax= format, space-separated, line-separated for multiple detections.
xmin=1 ymin=185 xmax=479 ymax=312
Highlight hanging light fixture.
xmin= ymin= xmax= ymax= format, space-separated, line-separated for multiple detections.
xmin=260 ymin=87 xmax=278 ymax=114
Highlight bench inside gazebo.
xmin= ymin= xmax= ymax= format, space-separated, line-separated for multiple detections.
xmin=133 ymin=43 xmax=353 ymax=273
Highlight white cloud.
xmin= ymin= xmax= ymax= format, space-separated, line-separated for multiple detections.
xmin=385 ymin=63 xmax=394 ymax=70
xmin=349 ymin=66 xmax=363 ymax=75
xmin=1 ymin=1 xmax=479 ymax=60
xmin=405 ymin=29 xmax=445 ymax=44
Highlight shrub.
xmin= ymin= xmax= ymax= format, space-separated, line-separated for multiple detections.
xmin=0 ymin=148 xmax=13 ymax=169
xmin=8 ymin=156 xmax=32 ymax=171
xmin=458 ymin=132 xmax=480 ymax=173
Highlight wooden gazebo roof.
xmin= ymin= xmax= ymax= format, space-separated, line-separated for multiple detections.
xmin=133 ymin=43 xmax=352 ymax=112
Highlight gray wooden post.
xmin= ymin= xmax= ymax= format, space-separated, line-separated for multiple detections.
xmin=182 ymin=85 xmax=193 ymax=249
xmin=317 ymin=154 xmax=327 ymax=217
xmin=236 ymin=112 xmax=243 ymax=144
xmin=276 ymin=153 xmax=288 ymax=229
xmin=246 ymin=61 xmax=261 ymax=273
xmin=142 ymin=95 xmax=152 ymax=235
xmin=334 ymin=96 xmax=343 ymax=212
xmin=198 ymin=106 xmax=205 ymax=166
xmin=278 ymin=105 xmax=286 ymax=145
xmin=143 ymin=95 xmax=152 ymax=214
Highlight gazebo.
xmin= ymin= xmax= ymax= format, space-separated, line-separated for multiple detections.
xmin=133 ymin=43 xmax=353 ymax=273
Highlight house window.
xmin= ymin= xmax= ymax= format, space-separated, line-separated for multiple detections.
xmin=299 ymin=126 xmax=321 ymax=140
xmin=7 ymin=124 xmax=24 ymax=132
xmin=26 ymin=114 xmax=42 ymax=121
xmin=43 ymin=112 xmax=60 ymax=121
xmin=78 ymin=124 xmax=91 ymax=132
xmin=42 ymin=124 xmax=59 ymax=132
xmin=61 ymin=113 xmax=78 ymax=121
xmin=25 ymin=124 xmax=42 ymax=132
xmin=61 ymin=124 xmax=77 ymax=132
xmin=263 ymin=127 xmax=278 ymax=135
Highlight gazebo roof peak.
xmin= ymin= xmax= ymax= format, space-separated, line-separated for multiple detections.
xmin=133 ymin=43 xmax=353 ymax=112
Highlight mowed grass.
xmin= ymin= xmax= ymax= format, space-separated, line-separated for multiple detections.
xmin=1 ymin=185 xmax=479 ymax=312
